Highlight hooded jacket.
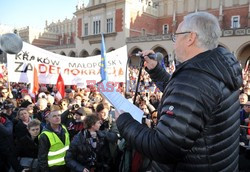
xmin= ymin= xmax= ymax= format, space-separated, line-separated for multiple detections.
xmin=117 ymin=47 xmax=243 ymax=172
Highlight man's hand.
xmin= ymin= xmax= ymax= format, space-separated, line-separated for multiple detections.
xmin=141 ymin=50 xmax=158 ymax=70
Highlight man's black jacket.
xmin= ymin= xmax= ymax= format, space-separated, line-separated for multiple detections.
xmin=117 ymin=47 xmax=242 ymax=172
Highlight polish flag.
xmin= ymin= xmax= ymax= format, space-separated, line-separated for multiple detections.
xmin=29 ymin=67 xmax=39 ymax=97
xmin=55 ymin=73 xmax=65 ymax=100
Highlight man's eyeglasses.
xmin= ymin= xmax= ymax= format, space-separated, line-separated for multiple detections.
xmin=171 ymin=31 xmax=191 ymax=42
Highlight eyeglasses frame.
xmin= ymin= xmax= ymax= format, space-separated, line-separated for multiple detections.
xmin=171 ymin=31 xmax=192 ymax=42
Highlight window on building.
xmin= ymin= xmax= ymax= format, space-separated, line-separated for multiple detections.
xmin=163 ymin=24 xmax=168 ymax=34
xmin=142 ymin=29 xmax=146 ymax=36
xmin=84 ymin=23 xmax=88 ymax=36
xmin=107 ymin=18 xmax=113 ymax=33
xmin=67 ymin=38 xmax=71 ymax=44
xmin=68 ymin=23 xmax=71 ymax=34
xmin=93 ymin=20 xmax=101 ymax=35
xmin=231 ymin=16 xmax=240 ymax=28
xmin=60 ymin=39 xmax=63 ymax=45
xmin=73 ymin=22 xmax=75 ymax=32
xmin=65 ymin=24 xmax=67 ymax=33
xmin=61 ymin=25 xmax=64 ymax=34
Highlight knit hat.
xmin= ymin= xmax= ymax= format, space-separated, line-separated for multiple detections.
xmin=20 ymin=100 xmax=32 ymax=108
xmin=38 ymin=92 xmax=47 ymax=99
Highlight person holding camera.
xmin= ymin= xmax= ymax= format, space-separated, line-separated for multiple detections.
xmin=0 ymin=99 xmax=16 ymax=122
xmin=61 ymin=100 xmax=86 ymax=140
xmin=65 ymin=114 xmax=116 ymax=172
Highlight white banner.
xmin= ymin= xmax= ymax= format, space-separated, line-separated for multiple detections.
xmin=7 ymin=42 xmax=128 ymax=86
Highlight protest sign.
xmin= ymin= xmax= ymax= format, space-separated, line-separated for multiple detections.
xmin=7 ymin=42 xmax=128 ymax=85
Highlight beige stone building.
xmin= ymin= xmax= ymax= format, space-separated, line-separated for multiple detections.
xmin=18 ymin=0 xmax=250 ymax=68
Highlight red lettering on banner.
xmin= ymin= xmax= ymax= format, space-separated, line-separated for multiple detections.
xmin=39 ymin=64 xmax=47 ymax=73
xmin=81 ymin=70 xmax=88 ymax=75
xmin=64 ymin=68 xmax=69 ymax=74
xmin=49 ymin=65 xmax=56 ymax=74
xmin=97 ymin=83 xmax=105 ymax=92
xmin=71 ymin=69 xmax=80 ymax=76
xmin=89 ymin=69 xmax=96 ymax=75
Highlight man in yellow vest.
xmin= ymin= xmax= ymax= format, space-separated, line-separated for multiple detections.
xmin=38 ymin=106 xmax=70 ymax=172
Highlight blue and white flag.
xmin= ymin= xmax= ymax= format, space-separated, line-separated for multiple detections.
xmin=100 ymin=33 xmax=108 ymax=80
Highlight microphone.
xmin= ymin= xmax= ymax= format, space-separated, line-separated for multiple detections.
xmin=0 ymin=33 xmax=23 ymax=54
xmin=134 ymin=52 xmax=164 ymax=63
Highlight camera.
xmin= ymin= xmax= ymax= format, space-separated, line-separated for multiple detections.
xmin=87 ymin=154 xmax=96 ymax=168
xmin=0 ymin=101 xmax=14 ymax=111
xmin=71 ymin=104 xmax=80 ymax=111
xmin=4 ymin=103 xmax=14 ymax=109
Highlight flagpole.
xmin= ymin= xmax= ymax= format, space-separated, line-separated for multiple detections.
xmin=7 ymin=78 xmax=13 ymax=99
xmin=133 ymin=57 xmax=144 ymax=105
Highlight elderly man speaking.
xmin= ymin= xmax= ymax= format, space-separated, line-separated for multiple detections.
xmin=116 ymin=12 xmax=242 ymax=172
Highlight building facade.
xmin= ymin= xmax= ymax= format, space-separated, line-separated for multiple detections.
xmin=18 ymin=0 xmax=250 ymax=67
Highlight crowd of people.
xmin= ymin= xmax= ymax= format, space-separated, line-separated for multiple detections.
xmin=0 ymin=11 xmax=250 ymax=172
xmin=0 ymin=61 xmax=162 ymax=172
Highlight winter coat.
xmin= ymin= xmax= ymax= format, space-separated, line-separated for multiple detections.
xmin=16 ymin=134 xmax=39 ymax=158
xmin=0 ymin=116 xmax=23 ymax=172
xmin=14 ymin=119 xmax=29 ymax=141
xmin=117 ymin=47 xmax=242 ymax=172
xmin=65 ymin=129 xmax=116 ymax=172
xmin=38 ymin=124 xmax=68 ymax=172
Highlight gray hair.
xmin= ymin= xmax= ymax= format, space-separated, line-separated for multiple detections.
xmin=181 ymin=12 xmax=221 ymax=50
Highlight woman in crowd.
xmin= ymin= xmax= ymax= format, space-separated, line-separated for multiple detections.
xmin=14 ymin=108 xmax=32 ymax=141
xmin=65 ymin=114 xmax=115 ymax=172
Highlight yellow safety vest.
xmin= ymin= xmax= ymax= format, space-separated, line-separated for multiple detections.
xmin=40 ymin=125 xmax=70 ymax=167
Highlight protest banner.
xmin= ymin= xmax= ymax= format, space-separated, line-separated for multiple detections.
xmin=7 ymin=42 xmax=128 ymax=86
